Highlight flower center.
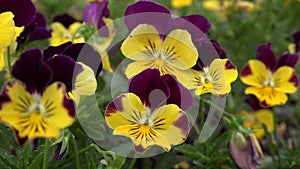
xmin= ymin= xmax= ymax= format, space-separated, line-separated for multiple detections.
xmin=263 ymin=70 xmax=275 ymax=87
xmin=28 ymin=93 xmax=47 ymax=116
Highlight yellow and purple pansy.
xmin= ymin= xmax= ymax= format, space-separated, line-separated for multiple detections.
xmin=105 ymin=69 xmax=192 ymax=153
xmin=49 ymin=14 xmax=85 ymax=46
xmin=83 ymin=0 xmax=115 ymax=73
xmin=240 ymin=97 xmax=274 ymax=139
xmin=189 ymin=40 xmax=238 ymax=96
xmin=240 ymin=42 xmax=299 ymax=106
xmin=122 ymin=1 xmax=211 ymax=89
xmin=0 ymin=49 xmax=76 ymax=146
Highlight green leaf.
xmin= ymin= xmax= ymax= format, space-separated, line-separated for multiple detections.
xmin=154 ymin=153 xmax=190 ymax=169
xmin=0 ymin=148 xmax=18 ymax=169
xmin=27 ymin=151 xmax=43 ymax=169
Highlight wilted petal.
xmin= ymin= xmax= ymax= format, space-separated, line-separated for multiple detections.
xmin=124 ymin=0 xmax=174 ymax=35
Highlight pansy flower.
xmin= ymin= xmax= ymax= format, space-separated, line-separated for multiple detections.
xmin=105 ymin=69 xmax=191 ymax=153
xmin=122 ymin=1 xmax=211 ymax=88
xmin=43 ymin=42 xmax=101 ymax=104
xmin=83 ymin=0 xmax=115 ymax=73
xmin=240 ymin=42 xmax=299 ymax=106
xmin=49 ymin=14 xmax=85 ymax=46
xmin=189 ymin=40 xmax=238 ymax=96
xmin=0 ymin=49 xmax=76 ymax=146
xmin=240 ymin=97 xmax=274 ymax=139
xmin=230 ymin=132 xmax=264 ymax=169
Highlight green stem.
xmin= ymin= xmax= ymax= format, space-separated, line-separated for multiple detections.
xmin=200 ymin=99 xmax=205 ymax=129
xmin=71 ymin=136 xmax=80 ymax=169
xmin=128 ymin=158 xmax=137 ymax=169
xmin=42 ymin=139 xmax=51 ymax=169
xmin=6 ymin=46 xmax=12 ymax=76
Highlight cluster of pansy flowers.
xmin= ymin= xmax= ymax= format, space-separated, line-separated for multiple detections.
xmin=103 ymin=0 xmax=239 ymax=153
xmin=0 ymin=0 xmax=299 ymax=168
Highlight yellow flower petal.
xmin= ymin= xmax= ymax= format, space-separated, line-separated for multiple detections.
xmin=69 ymin=22 xmax=85 ymax=44
xmin=0 ymin=47 xmax=6 ymax=71
xmin=73 ymin=62 xmax=97 ymax=96
xmin=240 ymin=60 xmax=267 ymax=88
xmin=273 ymin=66 xmax=298 ymax=94
xmin=101 ymin=52 xmax=114 ymax=73
xmin=245 ymin=86 xmax=288 ymax=106
xmin=121 ymin=24 xmax=161 ymax=61
xmin=105 ymin=93 xmax=147 ymax=129
xmin=150 ymin=104 xmax=189 ymax=145
xmin=0 ymin=12 xmax=15 ymax=48
xmin=49 ymin=22 xmax=69 ymax=46
xmin=220 ymin=59 xmax=238 ymax=93
xmin=162 ymin=29 xmax=198 ymax=70
xmin=41 ymin=82 xmax=75 ymax=129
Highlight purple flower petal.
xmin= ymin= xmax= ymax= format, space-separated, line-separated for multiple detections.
xmin=46 ymin=55 xmax=83 ymax=92
xmin=28 ymin=27 xmax=52 ymax=42
xmin=245 ymin=96 xmax=268 ymax=111
xmin=293 ymin=30 xmax=300 ymax=52
xmin=12 ymin=49 xmax=52 ymax=93
xmin=83 ymin=1 xmax=110 ymax=37
xmin=53 ymin=14 xmax=77 ymax=28
xmin=161 ymin=74 xmax=193 ymax=111
xmin=211 ymin=40 xmax=227 ymax=59
xmin=128 ymin=69 xmax=170 ymax=111
xmin=0 ymin=0 xmax=36 ymax=27
xmin=277 ymin=52 xmax=299 ymax=68
xmin=256 ymin=42 xmax=277 ymax=71
xmin=173 ymin=15 xmax=210 ymax=47
xmin=124 ymin=0 xmax=174 ymax=35
xmin=43 ymin=43 xmax=103 ymax=77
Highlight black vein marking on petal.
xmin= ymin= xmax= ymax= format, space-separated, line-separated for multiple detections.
xmin=18 ymin=96 xmax=31 ymax=108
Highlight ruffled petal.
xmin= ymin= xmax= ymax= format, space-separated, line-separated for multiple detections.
xmin=256 ymin=42 xmax=277 ymax=71
xmin=105 ymin=93 xmax=146 ymax=129
xmin=121 ymin=24 xmax=161 ymax=61
xmin=240 ymin=60 xmax=267 ymax=88
xmin=272 ymin=66 xmax=298 ymax=93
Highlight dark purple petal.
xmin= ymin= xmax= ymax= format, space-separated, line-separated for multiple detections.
xmin=211 ymin=40 xmax=227 ymax=59
xmin=173 ymin=15 xmax=210 ymax=47
xmin=36 ymin=13 xmax=47 ymax=27
xmin=46 ymin=55 xmax=83 ymax=92
xmin=53 ymin=14 xmax=77 ymax=28
xmin=161 ymin=74 xmax=193 ymax=111
xmin=83 ymin=1 xmax=110 ymax=37
xmin=293 ymin=30 xmax=300 ymax=52
xmin=0 ymin=0 xmax=36 ymax=27
xmin=13 ymin=129 xmax=29 ymax=147
xmin=128 ymin=69 xmax=170 ymax=111
xmin=173 ymin=111 xmax=190 ymax=137
xmin=12 ymin=49 xmax=52 ymax=93
xmin=256 ymin=42 xmax=277 ymax=71
xmin=241 ymin=64 xmax=252 ymax=77
xmin=245 ymin=96 xmax=268 ymax=111
xmin=63 ymin=94 xmax=76 ymax=117
xmin=43 ymin=42 xmax=73 ymax=60
xmin=124 ymin=0 xmax=174 ymax=35
xmin=43 ymin=43 xmax=103 ymax=77
xmin=105 ymin=94 xmax=126 ymax=117
xmin=289 ymin=71 xmax=299 ymax=88
xmin=28 ymin=27 xmax=52 ymax=42
xmin=277 ymin=52 xmax=299 ymax=68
